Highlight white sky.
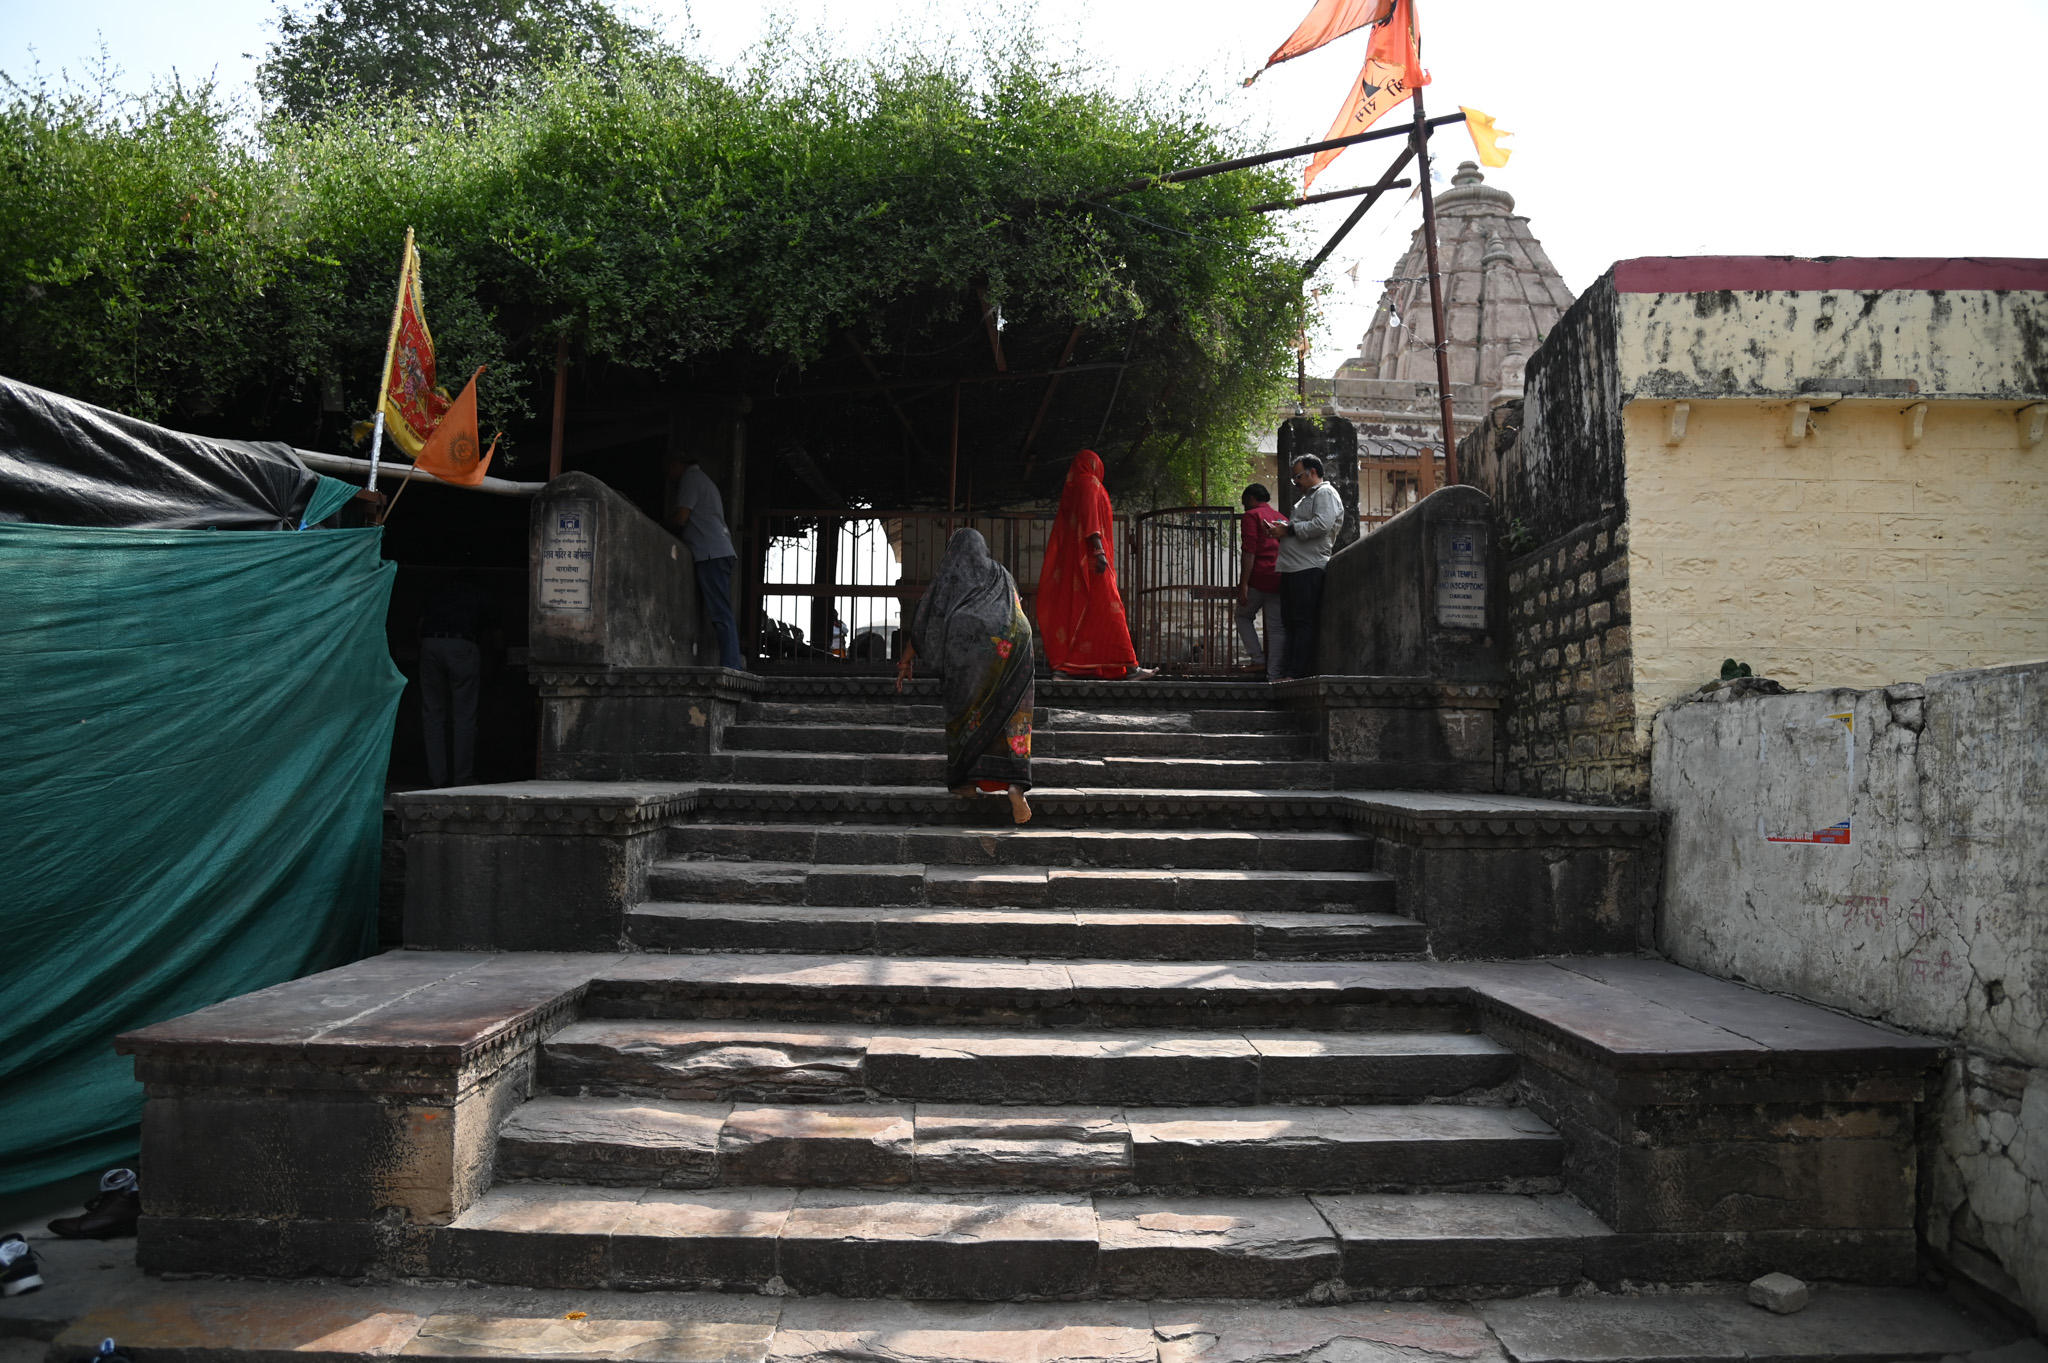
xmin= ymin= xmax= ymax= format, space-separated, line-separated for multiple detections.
xmin=6 ymin=0 xmax=2044 ymax=373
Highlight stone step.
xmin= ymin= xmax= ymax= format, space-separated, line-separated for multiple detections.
xmin=667 ymin=823 xmax=1373 ymax=871
xmin=430 ymin=1184 xmax=1612 ymax=1298
xmin=539 ymin=1019 xmax=1517 ymax=1105
xmin=735 ymin=702 xmax=1309 ymax=734
xmin=625 ymin=903 xmax=1425 ymax=959
xmin=688 ymin=784 xmax=1361 ymax=829
xmin=721 ymin=723 xmax=1310 ymax=760
xmin=645 ymin=861 xmax=1395 ymax=914
xmin=496 ymin=1096 xmax=1562 ymax=1192
xmin=581 ymin=955 xmax=1479 ymax=1029
xmin=722 ymin=751 xmax=1338 ymax=790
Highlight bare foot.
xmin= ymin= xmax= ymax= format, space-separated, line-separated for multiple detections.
xmin=1008 ymin=785 xmax=1032 ymax=824
xmin=1127 ymin=667 xmax=1158 ymax=681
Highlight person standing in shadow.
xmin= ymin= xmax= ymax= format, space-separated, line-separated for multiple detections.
xmin=665 ymin=450 xmax=745 ymax=671
xmin=420 ymin=569 xmax=498 ymax=787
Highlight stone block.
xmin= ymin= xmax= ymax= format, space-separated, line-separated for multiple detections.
xmin=717 ymin=1105 xmax=916 ymax=1186
xmin=864 ymin=1032 xmax=1260 ymax=1106
xmin=1747 ymin=1271 xmax=1810 ymax=1313
xmin=1246 ymin=1033 xmax=1519 ymax=1101
xmin=397 ymin=783 xmax=695 ymax=951
xmin=541 ymin=1020 xmax=869 ymax=1102
xmin=431 ymin=1185 xmax=640 ymax=1288
xmin=913 ymin=1107 xmax=1132 ymax=1190
xmin=1355 ymin=797 xmax=1661 ymax=959
xmin=609 ymin=1188 xmax=796 ymax=1289
xmin=1314 ymin=1192 xmax=1606 ymax=1288
xmin=1095 ymin=1195 xmax=1340 ymax=1298
xmin=777 ymin=1192 xmax=1097 ymax=1300
xmin=496 ymin=1095 xmax=726 ymax=1187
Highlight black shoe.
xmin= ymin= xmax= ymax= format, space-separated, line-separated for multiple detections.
xmin=0 ymin=1235 xmax=41 ymax=1297
xmin=47 ymin=1168 xmax=140 ymax=1240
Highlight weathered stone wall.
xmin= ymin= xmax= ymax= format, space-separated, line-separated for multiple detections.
xmin=1652 ymin=659 xmax=2048 ymax=1329
xmin=1503 ymin=511 xmax=1640 ymax=803
xmin=1622 ymin=397 xmax=2048 ymax=725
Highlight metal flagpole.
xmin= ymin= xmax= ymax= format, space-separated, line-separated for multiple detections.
xmin=369 ymin=227 xmax=415 ymax=494
xmin=1410 ymin=94 xmax=1458 ymax=492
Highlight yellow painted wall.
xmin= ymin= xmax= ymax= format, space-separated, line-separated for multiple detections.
xmin=1623 ymin=397 xmax=2048 ymax=731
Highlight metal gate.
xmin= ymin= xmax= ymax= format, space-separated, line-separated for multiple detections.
xmin=749 ymin=507 xmax=1258 ymax=673
xmin=1130 ymin=506 xmax=1248 ymax=675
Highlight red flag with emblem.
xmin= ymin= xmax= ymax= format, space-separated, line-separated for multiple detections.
xmin=1304 ymin=0 xmax=1429 ymax=189
xmin=376 ymin=233 xmax=451 ymax=456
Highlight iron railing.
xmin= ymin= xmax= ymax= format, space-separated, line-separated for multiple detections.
xmin=745 ymin=489 xmax=1426 ymax=672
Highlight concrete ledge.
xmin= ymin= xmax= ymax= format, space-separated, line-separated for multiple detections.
xmin=395 ymin=783 xmax=696 ymax=950
xmin=117 ymin=953 xmax=616 ymax=1240
xmin=1341 ymin=794 xmax=1661 ymax=960
xmin=536 ymin=667 xmax=763 ymax=780
xmin=1277 ymin=677 xmax=1505 ymax=791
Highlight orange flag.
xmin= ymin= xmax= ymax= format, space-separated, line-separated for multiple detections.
xmin=1304 ymin=0 xmax=1429 ymax=190
xmin=1246 ymin=0 xmax=1394 ymax=85
xmin=412 ymin=367 xmax=498 ymax=486
xmin=377 ymin=231 xmax=451 ymax=456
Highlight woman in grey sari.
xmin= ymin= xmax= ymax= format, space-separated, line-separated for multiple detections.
xmin=896 ymin=528 xmax=1034 ymax=825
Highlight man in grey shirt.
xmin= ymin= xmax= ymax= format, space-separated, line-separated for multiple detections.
xmin=665 ymin=452 xmax=744 ymax=670
xmin=1262 ymin=453 xmax=1342 ymax=679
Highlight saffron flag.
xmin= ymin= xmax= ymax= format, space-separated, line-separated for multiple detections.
xmin=1304 ymin=0 xmax=1428 ymax=190
xmin=1245 ymin=0 xmax=1394 ymax=85
xmin=411 ymin=367 xmax=497 ymax=487
xmin=1461 ymin=107 xmax=1512 ymax=167
xmin=377 ymin=234 xmax=451 ymax=457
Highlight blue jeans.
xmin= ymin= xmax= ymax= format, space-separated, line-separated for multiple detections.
xmin=694 ymin=555 xmax=745 ymax=671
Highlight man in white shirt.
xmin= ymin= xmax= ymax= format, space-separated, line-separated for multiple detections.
xmin=1263 ymin=453 xmax=1343 ymax=679
xmin=665 ymin=452 xmax=744 ymax=671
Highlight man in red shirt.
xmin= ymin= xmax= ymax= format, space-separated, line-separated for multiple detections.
xmin=1235 ymin=483 xmax=1286 ymax=681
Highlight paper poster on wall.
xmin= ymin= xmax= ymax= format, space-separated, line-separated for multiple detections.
xmin=1758 ymin=711 xmax=1855 ymax=844
xmin=539 ymin=501 xmax=594 ymax=612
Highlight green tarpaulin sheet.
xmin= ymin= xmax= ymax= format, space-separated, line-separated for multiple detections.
xmin=0 ymin=522 xmax=405 ymax=1192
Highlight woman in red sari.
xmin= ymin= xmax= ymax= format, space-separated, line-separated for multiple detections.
xmin=1037 ymin=449 xmax=1155 ymax=680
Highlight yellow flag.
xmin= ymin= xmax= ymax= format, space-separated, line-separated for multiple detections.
xmin=1461 ymin=106 xmax=1512 ymax=168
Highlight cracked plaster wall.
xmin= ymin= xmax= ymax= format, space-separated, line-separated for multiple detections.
xmin=1652 ymin=659 xmax=2048 ymax=1327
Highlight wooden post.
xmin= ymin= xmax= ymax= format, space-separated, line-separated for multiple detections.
xmin=548 ymin=331 xmax=569 ymax=481
xmin=947 ymin=381 xmax=961 ymax=531
xmin=1411 ymin=92 xmax=1457 ymax=492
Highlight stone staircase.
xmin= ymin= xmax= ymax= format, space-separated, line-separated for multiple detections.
xmin=699 ymin=691 xmax=1339 ymax=789
xmin=120 ymin=675 xmax=1943 ymax=1317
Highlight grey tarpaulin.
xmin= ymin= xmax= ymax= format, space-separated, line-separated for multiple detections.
xmin=0 ymin=375 xmax=323 ymax=530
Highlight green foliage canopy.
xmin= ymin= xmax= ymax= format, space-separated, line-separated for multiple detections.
xmin=0 ymin=26 xmax=1305 ymax=502
xmin=260 ymin=0 xmax=658 ymax=123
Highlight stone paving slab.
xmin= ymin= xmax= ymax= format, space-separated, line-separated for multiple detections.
xmin=24 ymin=1268 xmax=2016 ymax=1363
xmin=1477 ymin=1288 xmax=2011 ymax=1361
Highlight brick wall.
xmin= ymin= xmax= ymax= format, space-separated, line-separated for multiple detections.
xmin=1503 ymin=510 xmax=1642 ymax=803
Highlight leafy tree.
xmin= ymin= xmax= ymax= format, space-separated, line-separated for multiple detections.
xmin=258 ymin=0 xmax=657 ymax=122
xmin=0 ymin=22 xmax=1306 ymax=503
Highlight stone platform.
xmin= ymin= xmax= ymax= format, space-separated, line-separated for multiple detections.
xmin=1 ymin=1245 xmax=2027 ymax=1363
xmin=119 ymin=952 xmax=1941 ymax=1297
